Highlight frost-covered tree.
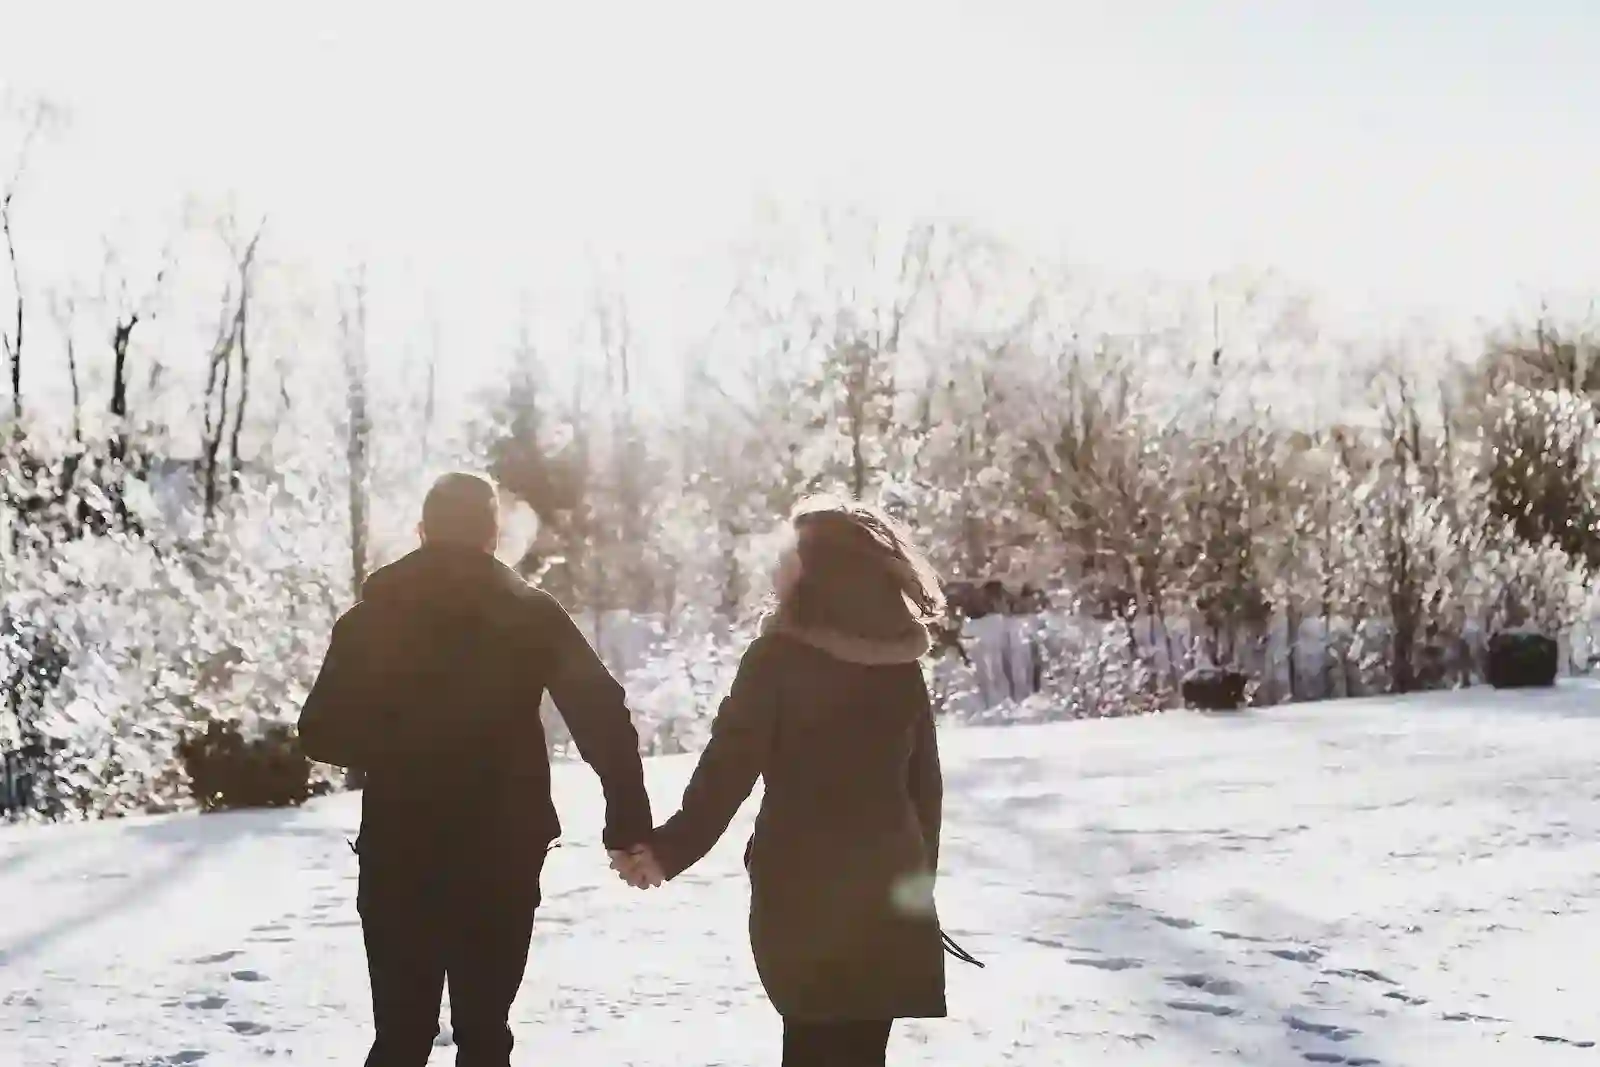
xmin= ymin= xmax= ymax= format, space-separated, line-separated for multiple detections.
xmin=1482 ymin=385 xmax=1600 ymax=571
xmin=7 ymin=162 xmax=1600 ymax=820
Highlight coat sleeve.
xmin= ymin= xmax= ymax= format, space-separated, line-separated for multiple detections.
xmin=652 ymin=637 xmax=780 ymax=880
xmin=907 ymin=677 xmax=943 ymax=873
xmin=530 ymin=591 xmax=653 ymax=850
xmin=296 ymin=604 xmax=373 ymax=769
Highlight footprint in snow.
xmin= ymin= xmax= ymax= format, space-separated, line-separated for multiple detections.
xmin=193 ymin=951 xmax=241 ymax=965
xmin=230 ymin=970 xmax=267 ymax=983
xmin=1166 ymin=1000 xmax=1241 ymax=1017
xmin=550 ymin=884 xmax=602 ymax=901
xmin=1015 ymin=888 xmax=1075 ymax=905
xmin=1270 ymin=947 xmax=1325 ymax=964
xmin=1022 ymin=936 xmax=1092 ymax=951
xmin=1167 ymin=973 xmax=1243 ymax=996
xmin=1382 ymin=991 xmax=1428 ymax=1006
xmin=1303 ymin=1055 xmax=1380 ymax=1066
xmin=250 ymin=923 xmax=289 ymax=934
xmin=1216 ymin=930 xmax=1271 ymax=944
xmin=226 ymin=1021 xmax=271 ymax=1036
xmin=1068 ymin=956 xmax=1143 ymax=971
xmin=1324 ymin=967 xmax=1397 ymax=985
xmin=1533 ymin=1035 xmax=1596 ymax=1048
xmin=1286 ymin=1016 xmax=1358 ymax=1042
xmin=1151 ymin=913 xmax=1200 ymax=930
xmin=1441 ymin=1011 xmax=1505 ymax=1024
xmin=245 ymin=936 xmax=294 ymax=944
xmin=187 ymin=995 xmax=228 ymax=1011
xmin=310 ymin=919 xmax=360 ymax=930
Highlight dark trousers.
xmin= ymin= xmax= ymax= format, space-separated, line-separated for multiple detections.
xmin=358 ymin=847 xmax=546 ymax=1067
xmin=781 ymin=1019 xmax=893 ymax=1067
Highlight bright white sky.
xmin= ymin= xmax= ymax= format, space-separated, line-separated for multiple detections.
xmin=3 ymin=0 xmax=1599 ymax=399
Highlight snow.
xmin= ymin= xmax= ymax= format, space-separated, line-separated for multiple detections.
xmin=3 ymin=685 xmax=1600 ymax=1066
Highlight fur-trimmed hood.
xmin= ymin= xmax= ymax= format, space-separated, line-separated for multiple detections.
xmin=760 ymin=610 xmax=931 ymax=666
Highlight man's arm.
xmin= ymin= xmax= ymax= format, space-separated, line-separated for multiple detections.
xmin=296 ymin=604 xmax=373 ymax=769
xmin=529 ymin=591 xmax=653 ymax=850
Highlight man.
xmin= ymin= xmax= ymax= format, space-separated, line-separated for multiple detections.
xmin=298 ymin=472 xmax=659 ymax=1067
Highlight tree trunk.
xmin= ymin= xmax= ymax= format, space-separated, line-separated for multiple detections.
xmin=226 ymin=282 xmax=251 ymax=490
xmin=201 ymin=293 xmax=235 ymax=519
xmin=109 ymin=313 xmax=137 ymax=461
xmin=850 ymin=415 xmax=867 ymax=500
xmin=50 ymin=294 xmax=82 ymax=443
xmin=719 ymin=520 xmax=743 ymax=618
xmin=226 ymin=226 xmax=264 ymax=490
xmin=2 ymin=194 xmax=22 ymax=421
xmin=1 ymin=100 xmax=56 ymax=423
xmin=1284 ymin=602 xmax=1301 ymax=702
xmin=341 ymin=277 xmax=371 ymax=600
xmin=66 ymin=333 xmax=80 ymax=441
xmin=418 ymin=329 xmax=438 ymax=474
xmin=1390 ymin=529 xmax=1417 ymax=694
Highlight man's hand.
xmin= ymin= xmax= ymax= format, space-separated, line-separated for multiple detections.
xmin=607 ymin=845 xmax=666 ymax=890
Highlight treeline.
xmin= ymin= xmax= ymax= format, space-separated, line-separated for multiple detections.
xmin=2 ymin=103 xmax=1599 ymax=819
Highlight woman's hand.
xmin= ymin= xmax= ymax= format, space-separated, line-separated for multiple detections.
xmin=607 ymin=845 xmax=666 ymax=889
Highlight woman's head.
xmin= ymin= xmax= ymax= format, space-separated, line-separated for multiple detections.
xmin=775 ymin=496 xmax=945 ymax=638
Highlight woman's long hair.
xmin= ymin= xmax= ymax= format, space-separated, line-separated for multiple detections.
xmin=777 ymin=496 xmax=945 ymax=639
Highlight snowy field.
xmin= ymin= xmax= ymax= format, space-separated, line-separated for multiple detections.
xmin=3 ymin=685 xmax=1599 ymax=1066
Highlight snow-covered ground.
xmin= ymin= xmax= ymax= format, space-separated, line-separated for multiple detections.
xmin=3 ymin=685 xmax=1600 ymax=1067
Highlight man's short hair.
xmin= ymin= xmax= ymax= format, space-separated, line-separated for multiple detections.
xmin=421 ymin=472 xmax=499 ymax=547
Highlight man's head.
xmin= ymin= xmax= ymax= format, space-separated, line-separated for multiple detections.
xmin=419 ymin=472 xmax=500 ymax=553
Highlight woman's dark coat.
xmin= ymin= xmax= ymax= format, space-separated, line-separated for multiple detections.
xmin=651 ymin=619 xmax=946 ymax=1021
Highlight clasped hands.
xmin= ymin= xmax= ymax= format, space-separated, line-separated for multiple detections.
xmin=606 ymin=844 xmax=667 ymax=889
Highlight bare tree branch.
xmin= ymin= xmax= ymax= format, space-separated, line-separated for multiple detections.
xmin=1 ymin=99 xmax=60 ymax=420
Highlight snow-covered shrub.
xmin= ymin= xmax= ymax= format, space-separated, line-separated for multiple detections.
xmin=622 ymin=623 xmax=751 ymax=755
xmin=5 ymin=196 xmax=1600 ymax=823
xmin=1025 ymin=610 xmax=1169 ymax=721
xmin=926 ymin=628 xmax=983 ymax=718
xmin=1485 ymin=630 xmax=1559 ymax=689
xmin=1174 ymin=429 xmax=1275 ymax=665
xmin=1 ymin=450 xmax=349 ymax=818
xmin=1482 ymin=385 xmax=1600 ymax=570
xmin=176 ymin=718 xmax=317 ymax=811
xmin=1181 ymin=665 xmax=1249 ymax=710
xmin=534 ymin=612 xmax=725 ymax=759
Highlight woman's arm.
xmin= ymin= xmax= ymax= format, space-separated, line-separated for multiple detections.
xmin=907 ymin=678 xmax=943 ymax=873
xmin=651 ymin=637 xmax=781 ymax=879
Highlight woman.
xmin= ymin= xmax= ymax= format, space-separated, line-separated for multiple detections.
xmin=617 ymin=497 xmax=949 ymax=1067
